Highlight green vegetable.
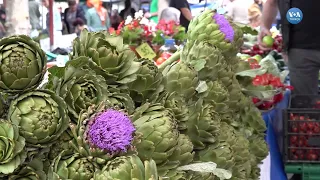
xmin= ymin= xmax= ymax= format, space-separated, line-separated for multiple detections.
xmin=0 ymin=120 xmax=26 ymax=175
xmin=0 ymin=35 xmax=46 ymax=93
xmin=8 ymin=90 xmax=69 ymax=147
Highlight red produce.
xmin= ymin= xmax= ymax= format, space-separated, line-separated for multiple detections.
xmin=252 ymin=44 xmax=260 ymax=51
xmin=299 ymin=122 xmax=307 ymax=132
xmin=313 ymin=126 xmax=320 ymax=133
xmin=290 ymin=136 xmax=298 ymax=145
xmin=291 ymin=125 xmax=298 ymax=133
xmin=307 ymin=153 xmax=318 ymax=161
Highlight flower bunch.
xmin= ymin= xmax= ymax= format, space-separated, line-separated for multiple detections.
xmin=110 ymin=10 xmax=155 ymax=45
xmin=154 ymin=20 xmax=186 ymax=44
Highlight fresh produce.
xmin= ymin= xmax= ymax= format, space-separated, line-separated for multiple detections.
xmin=262 ymin=35 xmax=274 ymax=47
xmin=0 ymin=10 xmax=269 ymax=180
xmin=288 ymin=114 xmax=320 ymax=162
xmin=0 ymin=35 xmax=46 ymax=93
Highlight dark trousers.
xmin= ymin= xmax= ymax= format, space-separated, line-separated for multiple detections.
xmin=288 ymin=48 xmax=320 ymax=95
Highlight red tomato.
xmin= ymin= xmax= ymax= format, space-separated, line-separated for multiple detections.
xmin=156 ymin=57 xmax=166 ymax=65
xmin=161 ymin=52 xmax=172 ymax=59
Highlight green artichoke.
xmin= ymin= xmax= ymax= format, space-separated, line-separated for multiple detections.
xmin=48 ymin=153 xmax=98 ymax=180
xmin=195 ymin=122 xmax=236 ymax=171
xmin=9 ymin=156 xmax=46 ymax=180
xmin=47 ymin=56 xmax=109 ymax=120
xmin=168 ymin=134 xmax=194 ymax=166
xmin=71 ymin=29 xmax=141 ymax=86
xmin=0 ymin=120 xmax=26 ymax=175
xmin=163 ymin=94 xmax=189 ymax=131
xmin=94 ymin=155 xmax=159 ymax=180
xmin=249 ymin=135 xmax=269 ymax=162
xmin=185 ymin=99 xmax=221 ymax=150
xmin=127 ymin=59 xmax=164 ymax=106
xmin=185 ymin=10 xmax=242 ymax=59
xmin=48 ymin=129 xmax=74 ymax=160
xmin=8 ymin=90 xmax=69 ymax=147
xmin=131 ymin=103 xmax=180 ymax=176
xmin=0 ymin=35 xmax=46 ymax=93
xmin=197 ymin=81 xmax=229 ymax=112
xmin=181 ymin=41 xmax=226 ymax=81
xmin=162 ymin=62 xmax=198 ymax=100
xmin=71 ymin=102 xmax=137 ymax=166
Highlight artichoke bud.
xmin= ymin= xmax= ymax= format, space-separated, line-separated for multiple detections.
xmin=49 ymin=153 xmax=97 ymax=180
xmin=0 ymin=120 xmax=27 ymax=175
xmin=8 ymin=90 xmax=69 ymax=147
xmin=0 ymin=35 xmax=47 ymax=93
xmin=71 ymin=29 xmax=141 ymax=86
xmin=71 ymin=102 xmax=136 ymax=166
xmin=162 ymin=62 xmax=199 ymax=99
xmin=94 ymin=155 xmax=159 ymax=180
xmin=186 ymin=99 xmax=221 ymax=150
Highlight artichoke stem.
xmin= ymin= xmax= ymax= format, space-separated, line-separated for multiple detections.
xmin=158 ymin=50 xmax=181 ymax=71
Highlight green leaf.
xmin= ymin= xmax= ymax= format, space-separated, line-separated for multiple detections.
xmin=235 ymin=23 xmax=258 ymax=35
xmin=242 ymin=85 xmax=278 ymax=100
xmin=236 ymin=68 xmax=267 ymax=78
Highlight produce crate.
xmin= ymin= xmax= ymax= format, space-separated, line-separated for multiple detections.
xmin=289 ymin=95 xmax=320 ymax=109
xmin=285 ymin=164 xmax=320 ymax=180
xmin=283 ymin=110 xmax=320 ymax=163
xmin=284 ymin=95 xmax=320 ymax=164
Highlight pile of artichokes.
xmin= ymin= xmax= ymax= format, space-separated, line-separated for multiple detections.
xmin=0 ymin=9 xmax=268 ymax=180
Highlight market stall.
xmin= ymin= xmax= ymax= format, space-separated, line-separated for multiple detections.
xmin=0 ymin=9 xmax=292 ymax=180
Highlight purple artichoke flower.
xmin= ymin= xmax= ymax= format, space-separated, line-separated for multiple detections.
xmin=86 ymin=109 xmax=135 ymax=153
xmin=213 ymin=13 xmax=234 ymax=42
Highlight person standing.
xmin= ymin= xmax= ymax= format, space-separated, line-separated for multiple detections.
xmin=86 ymin=0 xmax=110 ymax=31
xmin=144 ymin=0 xmax=159 ymax=23
xmin=259 ymin=0 xmax=320 ymax=97
xmin=119 ymin=0 xmax=136 ymax=21
xmin=226 ymin=0 xmax=251 ymax=25
xmin=41 ymin=0 xmax=63 ymax=34
xmin=64 ymin=0 xmax=86 ymax=34
xmin=29 ymin=0 xmax=41 ymax=30
xmin=248 ymin=0 xmax=262 ymax=27
xmin=169 ymin=0 xmax=192 ymax=31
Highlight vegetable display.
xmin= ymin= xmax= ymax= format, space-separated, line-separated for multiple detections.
xmin=0 ymin=9 xmax=270 ymax=180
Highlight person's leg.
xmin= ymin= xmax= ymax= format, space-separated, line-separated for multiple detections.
xmin=288 ymin=48 xmax=320 ymax=95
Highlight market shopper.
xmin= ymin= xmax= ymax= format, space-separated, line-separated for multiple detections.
xmin=85 ymin=0 xmax=110 ymax=31
xmin=169 ymin=0 xmax=192 ymax=31
xmin=144 ymin=0 xmax=159 ymax=23
xmin=119 ymin=0 xmax=136 ymax=21
xmin=64 ymin=0 xmax=86 ymax=34
xmin=226 ymin=0 xmax=251 ymax=25
xmin=259 ymin=0 xmax=320 ymax=96
xmin=41 ymin=0 xmax=63 ymax=34
xmin=29 ymin=0 xmax=41 ymax=30
xmin=248 ymin=0 xmax=262 ymax=27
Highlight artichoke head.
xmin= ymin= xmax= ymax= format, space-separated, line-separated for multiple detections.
xmin=127 ymin=59 xmax=164 ymax=106
xmin=249 ymin=135 xmax=269 ymax=162
xmin=162 ymin=62 xmax=198 ymax=100
xmin=0 ymin=120 xmax=26 ymax=175
xmin=181 ymin=41 xmax=226 ymax=81
xmin=9 ymin=156 xmax=46 ymax=180
xmin=8 ymin=90 xmax=69 ymax=147
xmin=94 ymin=155 xmax=158 ymax=180
xmin=163 ymin=94 xmax=189 ymax=131
xmin=71 ymin=102 xmax=137 ymax=166
xmin=186 ymin=10 xmax=236 ymax=57
xmin=197 ymin=81 xmax=229 ymax=112
xmin=48 ymin=129 xmax=74 ymax=161
xmin=131 ymin=103 xmax=180 ymax=176
xmin=71 ymin=29 xmax=141 ymax=86
xmin=0 ymin=35 xmax=47 ymax=93
xmin=186 ymin=99 xmax=221 ymax=150
xmin=48 ymin=153 xmax=98 ymax=180
xmin=47 ymin=56 xmax=109 ymax=121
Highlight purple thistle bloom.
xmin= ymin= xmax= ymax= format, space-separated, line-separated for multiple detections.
xmin=87 ymin=109 xmax=135 ymax=153
xmin=213 ymin=13 xmax=234 ymax=42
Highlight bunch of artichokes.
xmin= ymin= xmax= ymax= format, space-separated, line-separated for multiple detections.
xmin=0 ymin=9 xmax=270 ymax=180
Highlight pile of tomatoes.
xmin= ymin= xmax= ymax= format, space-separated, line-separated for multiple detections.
xmin=251 ymin=73 xmax=293 ymax=110
xmin=288 ymin=114 xmax=320 ymax=161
